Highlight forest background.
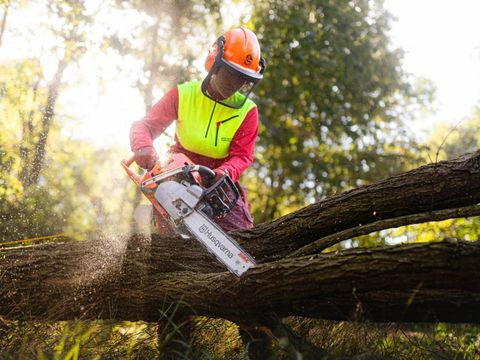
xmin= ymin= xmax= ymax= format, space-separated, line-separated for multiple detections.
xmin=1 ymin=0 xmax=479 ymax=358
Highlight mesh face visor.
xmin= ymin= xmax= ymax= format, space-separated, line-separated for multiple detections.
xmin=202 ymin=57 xmax=266 ymax=109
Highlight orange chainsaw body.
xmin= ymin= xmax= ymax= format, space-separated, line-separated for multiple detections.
xmin=121 ymin=152 xmax=254 ymax=276
xmin=121 ymin=153 xmax=202 ymax=231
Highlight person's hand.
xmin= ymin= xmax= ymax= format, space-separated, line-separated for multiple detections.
xmin=205 ymin=168 xmax=224 ymax=187
xmin=133 ymin=146 xmax=158 ymax=170
xmin=211 ymin=168 xmax=229 ymax=184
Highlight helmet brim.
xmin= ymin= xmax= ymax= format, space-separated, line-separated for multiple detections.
xmin=220 ymin=58 xmax=264 ymax=81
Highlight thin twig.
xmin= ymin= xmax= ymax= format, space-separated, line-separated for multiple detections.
xmin=435 ymin=116 xmax=467 ymax=163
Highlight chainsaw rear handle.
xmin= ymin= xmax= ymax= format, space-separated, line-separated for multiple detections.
xmin=121 ymin=155 xmax=143 ymax=185
xmin=124 ymin=155 xmax=135 ymax=167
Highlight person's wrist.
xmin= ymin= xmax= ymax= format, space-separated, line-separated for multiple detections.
xmin=134 ymin=146 xmax=158 ymax=169
xmin=135 ymin=145 xmax=155 ymax=153
xmin=214 ymin=168 xmax=226 ymax=177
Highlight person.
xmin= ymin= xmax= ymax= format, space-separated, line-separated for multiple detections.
xmin=129 ymin=27 xmax=266 ymax=232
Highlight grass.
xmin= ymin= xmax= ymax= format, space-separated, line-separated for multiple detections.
xmin=285 ymin=318 xmax=480 ymax=359
xmin=0 ymin=316 xmax=479 ymax=359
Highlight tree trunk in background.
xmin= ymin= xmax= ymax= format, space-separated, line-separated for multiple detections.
xmin=19 ymin=78 xmax=41 ymax=184
xmin=0 ymin=1 xmax=9 ymax=48
xmin=143 ymin=19 xmax=160 ymax=112
xmin=129 ymin=20 xmax=160 ymax=235
xmin=23 ymin=59 xmax=67 ymax=188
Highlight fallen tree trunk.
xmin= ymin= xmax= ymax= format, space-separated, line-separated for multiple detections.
xmin=1 ymin=239 xmax=479 ymax=323
xmin=1 ymin=151 xmax=479 ymax=324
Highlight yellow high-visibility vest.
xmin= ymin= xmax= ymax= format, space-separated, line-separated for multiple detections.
xmin=176 ymin=81 xmax=256 ymax=159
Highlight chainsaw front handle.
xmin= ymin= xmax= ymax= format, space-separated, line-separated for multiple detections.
xmin=192 ymin=165 xmax=217 ymax=183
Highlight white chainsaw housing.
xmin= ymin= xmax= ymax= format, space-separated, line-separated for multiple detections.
xmin=154 ymin=181 xmax=256 ymax=276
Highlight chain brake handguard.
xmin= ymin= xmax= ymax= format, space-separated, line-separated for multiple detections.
xmin=202 ymin=173 xmax=239 ymax=217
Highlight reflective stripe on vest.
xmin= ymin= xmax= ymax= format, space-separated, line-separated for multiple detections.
xmin=176 ymin=81 xmax=256 ymax=159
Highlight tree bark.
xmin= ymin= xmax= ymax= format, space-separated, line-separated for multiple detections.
xmin=1 ymin=151 xmax=480 ymax=324
xmin=289 ymin=204 xmax=480 ymax=257
xmin=1 ymin=237 xmax=479 ymax=323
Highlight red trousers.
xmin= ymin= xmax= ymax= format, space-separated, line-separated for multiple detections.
xmin=213 ymin=191 xmax=254 ymax=232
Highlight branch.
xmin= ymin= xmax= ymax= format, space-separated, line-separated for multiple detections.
xmin=236 ymin=150 xmax=480 ymax=261
xmin=288 ymin=204 xmax=480 ymax=257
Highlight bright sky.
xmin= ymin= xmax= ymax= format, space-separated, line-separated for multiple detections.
xmin=2 ymin=1 xmax=479 ymax=147
xmin=384 ymin=0 xmax=480 ymax=137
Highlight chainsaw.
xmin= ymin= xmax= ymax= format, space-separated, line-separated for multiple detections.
xmin=121 ymin=153 xmax=256 ymax=277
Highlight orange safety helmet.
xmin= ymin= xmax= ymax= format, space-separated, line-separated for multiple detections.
xmin=202 ymin=27 xmax=266 ymax=108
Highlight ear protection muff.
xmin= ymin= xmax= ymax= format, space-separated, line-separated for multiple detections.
xmin=205 ymin=36 xmax=226 ymax=72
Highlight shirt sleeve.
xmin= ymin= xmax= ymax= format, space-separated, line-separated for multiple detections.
xmin=129 ymin=87 xmax=179 ymax=151
xmin=215 ymin=106 xmax=259 ymax=182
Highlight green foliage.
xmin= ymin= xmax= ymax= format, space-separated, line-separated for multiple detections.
xmin=0 ymin=59 xmax=48 ymax=240
xmin=0 ymin=0 xmax=8 ymax=8
xmin=0 ymin=58 xmax=45 ymax=181
xmin=0 ymin=57 xmax=135 ymax=242
xmin=426 ymin=106 xmax=480 ymax=162
xmin=44 ymin=0 xmax=94 ymax=64
xmin=326 ymin=106 xmax=480 ymax=249
xmin=1 ymin=1 xmax=478 ymax=357
xmin=247 ymin=0 xmax=427 ymax=222
xmin=382 ymin=218 xmax=479 ymax=244
xmin=0 ymin=137 xmax=135 ymax=242
xmin=0 ymin=0 xmax=107 ymax=242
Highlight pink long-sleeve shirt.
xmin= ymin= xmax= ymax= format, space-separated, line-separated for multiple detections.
xmin=130 ymin=86 xmax=258 ymax=183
